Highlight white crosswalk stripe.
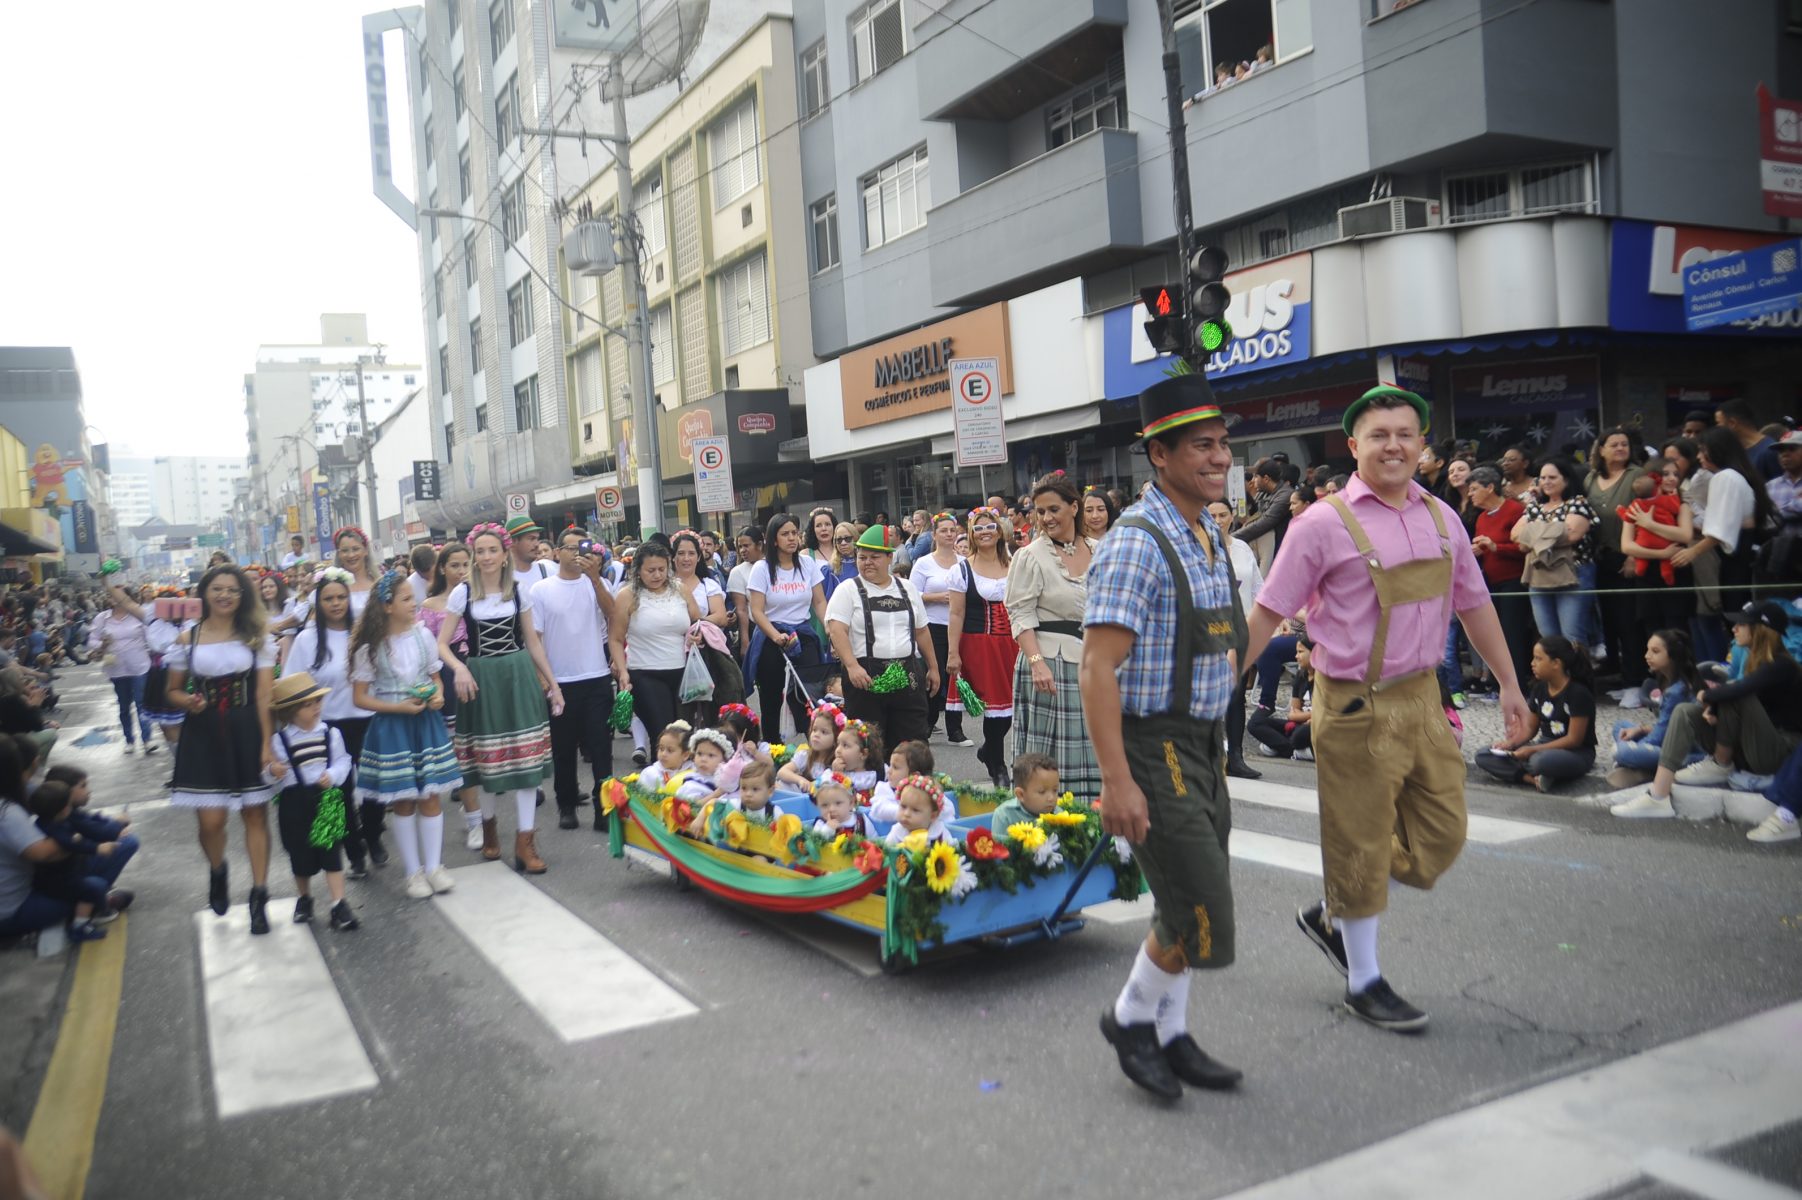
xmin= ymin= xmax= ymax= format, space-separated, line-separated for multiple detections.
xmin=196 ymin=901 xmax=379 ymax=1119
xmin=431 ymin=865 xmax=698 ymax=1042
xmin=1082 ymin=777 xmax=1560 ymax=925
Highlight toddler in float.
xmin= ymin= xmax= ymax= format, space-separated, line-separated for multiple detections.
xmin=779 ymin=703 xmax=844 ymax=793
xmin=810 ymin=773 xmax=873 ymax=840
xmin=638 ymin=720 xmax=692 ymax=793
xmin=991 ymin=752 xmax=1060 ymax=835
xmin=884 ymin=774 xmax=952 ymax=846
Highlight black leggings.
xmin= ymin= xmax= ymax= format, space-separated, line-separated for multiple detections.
xmin=977 ymin=716 xmax=1013 ymax=777
xmin=927 ymin=624 xmax=962 ymax=739
xmin=631 ymin=668 xmax=685 ymax=750
xmin=754 ymin=639 xmax=816 ymax=739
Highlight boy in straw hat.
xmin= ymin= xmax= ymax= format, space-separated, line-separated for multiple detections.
xmin=268 ymin=671 xmax=360 ymax=931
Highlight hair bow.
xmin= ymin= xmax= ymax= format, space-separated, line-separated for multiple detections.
xmin=373 ymin=570 xmax=402 ymax=603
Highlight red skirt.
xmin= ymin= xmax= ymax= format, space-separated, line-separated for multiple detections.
xmin=949 ymin=631 xmax=1015 ymax=718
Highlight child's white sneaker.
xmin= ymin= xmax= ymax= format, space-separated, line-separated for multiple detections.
xmin=404 ymin=872 xmax=434 ymax=900
xmin=426 ymin=866 xmax=456 ymax=894
xmin=1747 ymin=809 xmax=1800 ymax=843
xmin=1610 ymin=791 xmax=1675 ymax=819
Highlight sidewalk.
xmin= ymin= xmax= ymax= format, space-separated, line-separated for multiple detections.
xmin=0 ymin=663 xmax=160 ymax=1131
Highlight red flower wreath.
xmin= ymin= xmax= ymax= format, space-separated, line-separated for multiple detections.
xmin=963 ymin=827 xmax=1010 ymax=862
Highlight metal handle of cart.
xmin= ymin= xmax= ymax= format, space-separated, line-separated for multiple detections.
xmin=783 ymin=651 xmax=817 ymax=713
xmin=1036 ymin=834 xmax=1114 ymax=941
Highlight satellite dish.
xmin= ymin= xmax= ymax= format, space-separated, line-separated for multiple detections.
xmin=552 ymin=0 xmax=710 ymax=99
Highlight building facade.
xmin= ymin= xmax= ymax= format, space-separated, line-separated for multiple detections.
xmin=793 ymin=0 xmax=1802 ymax=508
xmin=0 ymin=347 xmax=110 ymax=574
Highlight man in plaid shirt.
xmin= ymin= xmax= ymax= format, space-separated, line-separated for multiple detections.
xmin=1083 ymin=375 xmax=1246 ymax=1101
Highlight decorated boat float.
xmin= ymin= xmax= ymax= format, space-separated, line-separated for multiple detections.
xmin=599 ymin=762 xmax=1143 ymax=973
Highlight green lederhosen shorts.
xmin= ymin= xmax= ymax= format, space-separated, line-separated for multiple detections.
xmin=1120 ymin=713 xmax=1235 ymax=969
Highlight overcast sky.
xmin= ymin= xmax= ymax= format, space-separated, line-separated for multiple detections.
xmin=0 ymin=0 xmax=778 ymax=460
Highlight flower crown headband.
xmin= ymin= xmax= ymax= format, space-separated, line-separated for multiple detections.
xmin=968 ymin=506 xmax=1003 ymax=524
xmin=466 ymin=522 xmax=513 ymax=549
xmin=688 ymin=728 xmax=735 ymax=757
xmin=314 ymin=566 xmax=355 ymax=589
xmin=374 ymin=570 xmax=403 ymax=603
xmin=843 ymin=717 xmax=874 ymax=742
xmin=815 ymin=771 xmax=856 ymax=798
xmin=333 ymin=526 xmax=370 ymax=547
xmin=931 ymin=511 xmax=958 ymax=528
xmin=810 ymin=702 xmax=847 ymax=731
xmin=717 ymin=702 xmax=758 ymax=728
xmin=898 ymin=773 xmax=945 ymax=814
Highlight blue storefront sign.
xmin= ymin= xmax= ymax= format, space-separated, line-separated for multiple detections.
xmin=1103 ymin=253 xmax=1313 ymax=399
xmin=1609 ymin=219 xmax=1802 ymax=335
xmin=1683 ymin=238 xmax=1802 ymax=330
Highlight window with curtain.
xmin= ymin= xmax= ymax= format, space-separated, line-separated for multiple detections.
xmin=717 ymin=252 xmax=770 ymax=357
xmin=709 ymin=98 xmax=761 ymax=210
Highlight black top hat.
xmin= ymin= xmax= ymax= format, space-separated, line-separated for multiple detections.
xmin=1133 ymin=374 xmax=1225 ymax=451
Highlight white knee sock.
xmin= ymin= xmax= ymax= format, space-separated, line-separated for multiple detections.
xmin=478 ymin=792 xmax=497 ymax=821
xmin=515 ymin=789 xmax=536 ymax=832
xmin=630 ymin=716 xmax=647 ymax=748
xmin=1340 ymin=914 xmax=1380 ymax=994
xmin=419 ymin=812 xmax=444 ymax=873
xmin=389 ymin=813 xmax=422 ymax=876
xmin=464 ymin=808 xmax=482 ymax=830
xmin=1154 ymin=968 xmax=1192 ymax=1046
xmin=1114 ymin=945 xmax=1180 ymax=1027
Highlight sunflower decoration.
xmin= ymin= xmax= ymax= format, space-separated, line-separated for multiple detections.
xmin=1055 ymin=791 xmax=1083 ymax=812
xmin=924 ymin=842 xmax=962 ymax=895
xmin=768 ymin=743 xmax=792 ymax=766
xmin=1040 ymin=810 xmax=1087 ymax=829
xmin=1007 ymin=822 xmax=1047 ymax=852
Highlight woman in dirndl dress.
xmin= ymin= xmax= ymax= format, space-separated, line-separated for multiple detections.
xmin=947 ymin=506 xmax=1016 ymax=788
xmin=350 ymin=571 xmax=463 ymax=901
xmin=438 ymin=524 xmax=563 ymax=874
xmin=164 ymin=565 xmax=279 ymax=935
xmin=1007 ymin=473 xmax=1101 ymax=799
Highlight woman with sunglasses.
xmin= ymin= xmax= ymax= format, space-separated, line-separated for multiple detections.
xmin=825 ymin=521 xmax=863 ymax=597
xmin=948 ymin=506 xmax=1017 ymax=787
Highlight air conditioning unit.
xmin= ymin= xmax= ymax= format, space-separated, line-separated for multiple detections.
xmin=562 ymin=221 xmax=618 ymax=276
xmin=1336 ymin=197 xmax=1442 ymax=239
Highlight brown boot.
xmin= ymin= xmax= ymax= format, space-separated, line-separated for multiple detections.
xmin=514 ymin=831 xmax=546 ymax=875
xmin=480 ymin=818 xmax=501 ymax=862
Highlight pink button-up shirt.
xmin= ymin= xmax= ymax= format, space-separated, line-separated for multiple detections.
xmin=1257 ymin=474 xmax=1488 ymax=683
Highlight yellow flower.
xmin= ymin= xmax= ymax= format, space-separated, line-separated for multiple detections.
xmin=772 ymin=813 xmax=804 ymax=844
xmin=1057 ymin=791 xmax=1078 ymax=811
xmin=1040 ymin=811 xmax=1086 ymax=828
xmin=770 ymin=743 xmax=789 ymax=758
xmin=623 ymin=773 xmax=641 ymax=785
xmin=902 ymin=829 xmax=931 ymax=855
xmin=831 ymin=833 xmax=850 ymax=853
xmin=723 ymin=811 xmax=749 ymax=847
xmin=924 ymin=842 xmax=960 ymax=894
xmin=1008 ymin=822 xmax=1047 ymax=852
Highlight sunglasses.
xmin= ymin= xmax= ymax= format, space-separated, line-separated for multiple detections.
xmin=971 ymin=522 xmax=999 ymax=533
xmin=834 ymin=535 xmax=854 ymax=543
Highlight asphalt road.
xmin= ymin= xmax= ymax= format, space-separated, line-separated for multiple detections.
xmin=18 ymin=665 xmax=1802 ymax=1199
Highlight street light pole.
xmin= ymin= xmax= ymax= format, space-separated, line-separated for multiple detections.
xmin=611 ymin=57 xmax=664 ymax=534
xmin=355 ymin=354 xmax=380 ymax=541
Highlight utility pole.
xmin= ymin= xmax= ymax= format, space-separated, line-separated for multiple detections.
xmin=610 ymin=56 xmax=664 ymax=533
xmin=1156 ymin=0 xmax=1202 ymax=371
xmin=355 ymin=354 xmax=381 ymax=541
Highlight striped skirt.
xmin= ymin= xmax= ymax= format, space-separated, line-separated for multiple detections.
xmin=1011 ymin=653 xmax=1100 ymax=801
xmin=452 ymin=650 xmax=551 ymax=792
xmin=357 ymin=708 xmax=463 ymax=804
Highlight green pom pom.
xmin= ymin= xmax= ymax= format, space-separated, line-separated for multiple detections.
xmin=309 ymin=787 xmax=348 ymax=849
xmin=956 ymin=677 xmax=986 ymax=718
xmin=609 ymin=688 xmax=636 ymax=732
xmin=867 ymin=661 xmax=912 ymax=694
xmin=100 ymin=558 xmax=123 ymax=576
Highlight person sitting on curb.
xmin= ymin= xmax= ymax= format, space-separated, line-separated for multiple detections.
xmin=1605 ymin=629 xmax=1703 ymax=789
xmin=1612 ymin=602 xmax=1802 ymax=819
xmin=1476 ymin=636 xmax=1597 ymax=793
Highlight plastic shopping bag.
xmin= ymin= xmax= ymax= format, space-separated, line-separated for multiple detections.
xmin=680 ymin=644 xmax=715 ymax=703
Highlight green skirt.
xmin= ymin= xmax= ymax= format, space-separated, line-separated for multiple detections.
xmin=452 ymin=650 xmax=551 ymax=792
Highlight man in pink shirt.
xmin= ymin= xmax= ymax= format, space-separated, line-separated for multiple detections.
xmin=1244 ymin=385 xmax=1529 ymax=1033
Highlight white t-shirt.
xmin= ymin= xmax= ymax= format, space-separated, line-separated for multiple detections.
xmin=286 ymin=624 xmax=373 ymax=720
xmin=89 ymin=611 xmax=152 ymax=678
xmin=825 ymin=575 xmax=927 ymax=660
xmin=279 ymin=551 xmax=304 ymax=569
xmin=1702 ymin=467 xmax=1755 ymax=553
xmin=513 ymin=561 xmax=555 ymax=591
xmin=747 ymin=558 xmax=824 ymax=627
xmin=409 ymin=572 xmax=431 ymax=607
xmin=907 ymin=553 xmax=963 ymax=627
xmin=1226 ymin=537 xmax=1263 ymax=615
xmin=727 ymin=560 xmax=754 ymax=601
xmin=530 ymin=574 xmax=611 ymax=683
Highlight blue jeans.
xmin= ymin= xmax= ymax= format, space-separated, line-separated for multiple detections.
xmin=1610 ymin=720 xmax=1663 ymax=771
xmin=1439 ymin=618 xmax=1467 ymax=696
xmin=111 ymin=673 xmax=152 ymax=743
xmin=1255 ymin=635 xmax=1298 ymax=709
xmin=91 ymin=834 xmax=139 ymax=887
xmin=1529 ymin=587 xmax=1590 ymax=646
xmin=0 ymin=891 xmax=74 ymax=938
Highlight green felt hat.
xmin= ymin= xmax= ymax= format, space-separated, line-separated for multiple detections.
xmin=853 ymin=524 xmax=902 ymax=554
xmin=1342 ymin=384 xmax=1431 ymax=438
xmin=503 ymin=515 xmax=544 ymax=539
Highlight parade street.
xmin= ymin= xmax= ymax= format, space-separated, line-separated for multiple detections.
xmin=8 ymin=663 xmax=1799 ymax=1200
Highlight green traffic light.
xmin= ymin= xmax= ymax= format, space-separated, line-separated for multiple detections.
xmin=1198 ymin=319 xmax=1232 ymax=353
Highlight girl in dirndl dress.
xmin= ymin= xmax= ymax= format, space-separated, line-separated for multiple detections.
xmin=350 ymin=572 xmax=463 ymax=901
xmin=439 ymin=524 xmax=564 ymax=875
xmin=420 ymin=542 xmax=485 ymax=853
xmin=164 ymin=565 xmax=279 ymax=935
xmin=947 ymin=507 xmax=1016 ymax=788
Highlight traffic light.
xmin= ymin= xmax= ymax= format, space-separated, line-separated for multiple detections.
xmin=1140 ymin=285 xmax=1185 ymax=355
xmin=1188 ymin=246 xmax=1233 ymax=354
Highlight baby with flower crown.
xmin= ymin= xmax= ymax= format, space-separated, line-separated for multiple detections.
xmin=810 ymin=773 xmax=872 ymax=840
xmin=883 ymin=774 xmax=952 ymax=846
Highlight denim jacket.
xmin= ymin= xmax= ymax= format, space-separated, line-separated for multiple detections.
xmin=1645 ymin=679 xmax=1693 ymax=748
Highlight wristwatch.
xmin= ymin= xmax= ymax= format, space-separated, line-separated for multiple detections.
xmin=1027 ymin=653 xmax=1045 ymax=664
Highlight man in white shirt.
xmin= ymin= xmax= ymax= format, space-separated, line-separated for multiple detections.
xmin=726 ymin=526 xmax=762 ymax=661
xmin=407 ymin=544 xmax=437 ymax=607
xmin=506 ymin=516 xmax=554 ymax=589
xmin=279 ymin=535 xmax=307 ymax=570
xmin=531 ymin=527 xmax=618 ymax=830
xmin=825 ymin=524 xmax=941 ymax=747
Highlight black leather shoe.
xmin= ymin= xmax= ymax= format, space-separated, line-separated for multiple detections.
xmin=593 ymin=811 xmax=611 ymax=833
xmin=366 ymin=838 xmax=390 ymax=868
xmin=329 ymin=901 xmax=360 ymax=932
xmin=292 ymin=895 xmax=314 ymax=924
xmin=1162 ymin=1035 xmax=1242 ymax=1090
xmin=1099 ymin=1011 xmax=1182 ymax=1100
xmin=1225 ymin=758 xmax=1262 ymax=780
xmin=1344 ymin=976 xmax=1429 ymax=1033
xmin=1296 ymin=901 xmax=1348 ymax=978
xmin=558 ymin=808 xmax=579 ymax=830
xmin=247 ymin=886 xmax=270 ymax=936
xmin=207 ymin=864 xmax=229 ymax=916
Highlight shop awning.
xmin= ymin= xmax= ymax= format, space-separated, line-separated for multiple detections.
xmin=0 ymin=508 xmax=61 ymax=558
